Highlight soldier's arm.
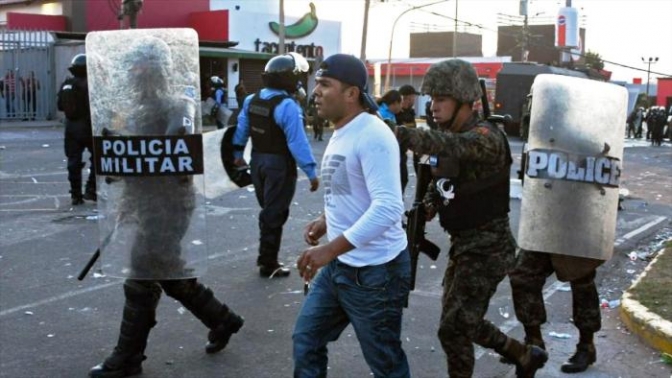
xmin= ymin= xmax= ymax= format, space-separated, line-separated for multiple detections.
xmin=396 ymin=125 xmax=505 ymax=165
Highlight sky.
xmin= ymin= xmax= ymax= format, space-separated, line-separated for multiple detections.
xmin=277 ymin=0 xmax=672 ymax=84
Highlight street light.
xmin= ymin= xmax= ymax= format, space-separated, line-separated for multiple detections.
xmin=384 ymin=0 xmax=447 ymax=93
xmin=641 ymin=56 xmax=658 ymax=106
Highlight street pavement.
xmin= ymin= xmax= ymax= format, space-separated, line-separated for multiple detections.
xmin=1 ymin=122 xmax=671 ymax=378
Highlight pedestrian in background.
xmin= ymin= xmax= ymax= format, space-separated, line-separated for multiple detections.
xmin=396 ymin=84 xmax=419 ymax=127
xmin=294 ymin=53 xmax=411 ymax=378
xmin=235 ymin=79 xmax=247 ymax=110
xmin=395 ymin=59 xmax=548 ymax=377
xmin=2 ymin=69 xmax=18 ymax=118
xmin=307 ymin=93 xmax=325 ymax=141
xmin=56 ymin=54 xmax=96 ymax=205
xmin=210 ymin=76 xmax=227 ymax=129
xmin=22 ymin=71 xmax=41 ymax=120
xmin=233 ymin=53 xmax=319 ymax=278
xmin=376 ymin=89 xmax=402 ymax=125
xmin=396 ymin=84 xmax=421 ymax=176
xmin=377 ymin=89 xmax=411 ymax=194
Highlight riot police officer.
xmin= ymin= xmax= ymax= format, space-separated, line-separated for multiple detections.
xmin=210 ymin=75 xmax=227 ymax=129
xmin=88 ymin=34 xmax=243 ymax=378
xmin=233 ymin=53 xmax=319 ymax=278
xmin=395 ymin=59 xmax=548 ymax=377
xmin=57 ymin=54 xmax=96 ymax=205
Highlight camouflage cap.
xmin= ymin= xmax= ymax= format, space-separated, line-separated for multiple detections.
xmin=420 ymin=59 xmax=481 ymax=103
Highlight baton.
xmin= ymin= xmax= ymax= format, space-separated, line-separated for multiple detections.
xmin=77 ymin=228 xmax=116 ymax=281
xmin=77 ymin=249 xmax=100 ymax=281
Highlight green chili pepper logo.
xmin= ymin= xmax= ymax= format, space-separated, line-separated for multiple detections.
xmin=269 ymin=2 xmax=318 ymax=39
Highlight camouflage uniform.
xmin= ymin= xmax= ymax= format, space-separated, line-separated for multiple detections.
xmin=509 ymin=250 xmax=602 ymax=344
xmin=397 ymin=59 xmax=547 ymax=377
xmin=398 ymin=115 xmax=517 ymax=377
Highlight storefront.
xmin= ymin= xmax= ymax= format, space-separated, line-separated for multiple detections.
xmin=4 ymin=0 xmax=342 ymax=111
xmin=210 ymin=2 xmax=342 ymax=107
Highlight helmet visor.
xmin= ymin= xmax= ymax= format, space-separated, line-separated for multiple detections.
xmin=289 ymin=52 xmax=310 ymax=74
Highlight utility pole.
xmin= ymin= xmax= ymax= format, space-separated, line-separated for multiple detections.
xmin=360 ymin=0 xmax=371 ymax=61
xmin=520 ymin=0 xmax=529 ymax=62
xmin=452 ymin=0 xmax=458 ymax=57
xmin=118 ymin=0 xmax=143 ymax=29
xmin=642 ymin=56 xmax=659 ymax=107
xmin=279 ymin=0 xmax=286 ymax=54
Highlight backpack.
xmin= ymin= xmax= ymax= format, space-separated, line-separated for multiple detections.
xmin=58 ymin=78 xmax=87 ymax=120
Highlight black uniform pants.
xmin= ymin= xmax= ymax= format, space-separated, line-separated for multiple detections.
xmin=64 ymin=120 xmax=95 ymax=194
xmin=250 ymin=152 xmax=297 ymax=266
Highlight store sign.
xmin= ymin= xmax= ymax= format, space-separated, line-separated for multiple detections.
xmin=268 ymin=2 xmax=318 ymax=39
xmin=253 ymin=38 xmax=323 ymax=58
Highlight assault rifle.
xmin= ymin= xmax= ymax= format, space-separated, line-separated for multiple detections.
xmin=407 ymin=163 xmax=441 ymax=291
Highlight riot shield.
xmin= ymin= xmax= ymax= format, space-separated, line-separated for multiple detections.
xmin=518 ymin=74 xmax=627 ymax=261
xmin=86 ymin=29 xmax=207 ymax=279
xmin=198 ymin=125 xmax=252 ymax=199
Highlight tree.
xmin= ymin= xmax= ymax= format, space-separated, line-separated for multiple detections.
xmin=636 ymin=93 xmax=649 ymax=108
xmin=584 ymin=51 xmax=604 ymax=71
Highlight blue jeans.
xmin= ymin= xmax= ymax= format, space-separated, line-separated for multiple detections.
xmin=293 ymin=249 xmax=411 ymax=378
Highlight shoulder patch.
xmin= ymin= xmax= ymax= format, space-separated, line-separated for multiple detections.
xmin=474 ymin=126 xmax=490 ymax=136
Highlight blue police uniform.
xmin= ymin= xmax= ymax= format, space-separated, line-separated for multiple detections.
xmin=234 ymin=88 xmax=317 ymax=273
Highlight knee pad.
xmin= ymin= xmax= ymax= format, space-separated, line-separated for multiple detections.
xmin=160 ymin=278 xmax=200 ymax=301
xmin=124 ymin=280 xmax=161 ymax=306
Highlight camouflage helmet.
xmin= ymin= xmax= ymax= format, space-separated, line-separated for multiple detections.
xmin=421 ymin=59 xmax=481 ymax=103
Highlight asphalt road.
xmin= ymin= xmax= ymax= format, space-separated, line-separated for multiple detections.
xmin=1 ymin=126 xmax=671 ymax=378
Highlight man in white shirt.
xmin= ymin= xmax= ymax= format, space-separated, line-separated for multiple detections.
xmin=292 ymin=54 xmax=411 ymax=378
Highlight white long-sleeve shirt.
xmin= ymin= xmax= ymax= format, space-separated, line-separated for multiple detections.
xmin=321 ymin=112 xmax=407 ymax=267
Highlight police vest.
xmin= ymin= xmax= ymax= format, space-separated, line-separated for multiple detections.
xmin=248 ymin=93 xmax=291 ymax=156
xmin=436 ymin=121 xmax=513 ymax=232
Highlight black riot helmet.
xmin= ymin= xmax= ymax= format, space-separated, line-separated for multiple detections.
xmin=262 ymin=52 xmax=309 ymax=93
xmin=68 ymin=53 xmax=87 ymax=77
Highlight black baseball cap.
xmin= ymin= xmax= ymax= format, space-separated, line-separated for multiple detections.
xmin=316 ymin=54 xmax=378 ymax=112
xmin=398 ymin=84 xmax=420 ymax=96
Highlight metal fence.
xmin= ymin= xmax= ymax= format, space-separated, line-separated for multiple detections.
xmin=0 ymin=29 xmax=55 ymax=121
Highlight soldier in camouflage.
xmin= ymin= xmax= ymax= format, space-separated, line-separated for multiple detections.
xmin=395 ymin=59 xmax=548 ymax=378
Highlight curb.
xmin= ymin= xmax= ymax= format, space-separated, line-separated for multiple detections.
xmin=620 ymin=246 xmax=672 ymax=354
xmin=0 ymin=120 xmax=63 ymax=129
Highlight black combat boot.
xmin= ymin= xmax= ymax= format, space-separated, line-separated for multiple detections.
xmin=257 ymin=244 xmax=290 ymax=277
xmin=83 ymin=185 xmax=97 ymax=201
xmin=89 ymin=281 xmax=160 ymax=378
xmin=70 ymin=180 xmax=84 ymax=205
xmin=161 ymin=280 xmax=244 ymax=354
xmin=560 ymin=343 xmax=596 ymax=373
xmin=500 ymin=326 xmax=545 ymax=365
xmin=84 ymin=174 xmax=97 ymax=201
xmin=259 ymin=262 xmax=291 ymax=278
xmin=205 ymin=312 xmax=245 ymax=354
xmin=257 ymin=231 xmax=290 ymax=278
xmin=496 ymin=337 xmax=548 ymax=378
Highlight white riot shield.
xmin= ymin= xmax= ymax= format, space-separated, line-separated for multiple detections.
xmin=86 ymin=29 xmax=207 ymax=279
xmin=518 ymin=74 xmax=627 ymax=261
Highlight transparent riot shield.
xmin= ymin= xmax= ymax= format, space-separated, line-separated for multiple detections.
xmin=199 ymin=126 xmax=253 ymax=200
xmin=518 ymin=74 xmax=627 ymax=261
xmin=86 ymin=29 xmax=207 ymax=279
